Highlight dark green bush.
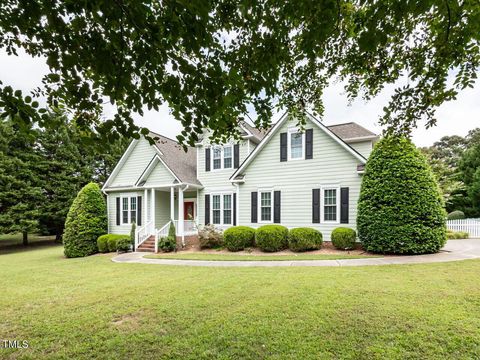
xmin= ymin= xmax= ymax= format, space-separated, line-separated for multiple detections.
xmin=130 ymin=222 xmax=136 ymax=246
xmin=331 ymin=227 xmax=356 ymax=250
xmin=158 ymin=236 xmax=176 ymax=252
xmin=288 ymin=228 xmax=323 ymax=252
xmin=357 ymin=136 xmax=447 ymax=254
xmin=198 ymin=224 xmax=224 ymax=249
xmin=116 ymin=236 xmax=131 ymax=252
xmin=447 ymin=211 xmax=465 ymax=220
xmin=63 ymin=183 xmax=107 ymax=258
xmin=97 ymin=235 xmax=109 ymax=253
xmin=224 ymin=226 xmax=255 ymax=251
xmin=255 ymin=225 xmax=289 ymax=252
xmin=107 ymin=236 xmax=118 ymax=252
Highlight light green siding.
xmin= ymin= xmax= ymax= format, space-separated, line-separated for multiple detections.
xmin=107 ymin=191 xmax=145 ymax=235
xmin=350 ymin=141 xmax=373 ymax=158
xmin=144 ymin=160 xmax=175 ymax=187
xmin=237 ymin=116 xmax=363 ymax=241
xmin=109 ymin=139 xmax=157 ymax=187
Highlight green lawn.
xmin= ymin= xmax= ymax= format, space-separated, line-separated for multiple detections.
xmin=145 ymin=252 xmax=381 ymax=261
xmin=1 ymin=245 xmax=480 ymax=359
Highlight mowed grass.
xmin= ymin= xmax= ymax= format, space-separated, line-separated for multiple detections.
xmin=1 ymin=245 xmax=480 ymax=359
xmin=145 ymin=252 xmax=381 ymax=261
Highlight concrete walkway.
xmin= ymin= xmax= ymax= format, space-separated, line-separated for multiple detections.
xmin=112 ymin=239 xmax=480 ymax=267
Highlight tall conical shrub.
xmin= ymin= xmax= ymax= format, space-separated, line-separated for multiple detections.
xmin=357 ymin=136 xmax=446 ymax=254
xmin=63 ymin=182 xmax=107 ymax=258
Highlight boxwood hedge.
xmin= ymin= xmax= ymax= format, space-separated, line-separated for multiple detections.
xmin=287 ymin=228 xmax=323 ymax=252
xmin=331 ymin=227 xmax=356 ymax=250
xmin=224 ymin=226 xmax=255 ymax=251
xmin=97 ymin=234 xmax=130 ymax=253
xmin=357 ymin=136 xmax=447 ymax=254
xmin=255 ymin=225 xmax=289 ymax=252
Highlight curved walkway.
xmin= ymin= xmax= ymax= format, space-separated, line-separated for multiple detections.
xmin=112 ymin=239 xmax=480 ymax=267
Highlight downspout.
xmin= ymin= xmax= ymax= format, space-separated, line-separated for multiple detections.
xmin=233 ymin=183 xmax=240 ymax=226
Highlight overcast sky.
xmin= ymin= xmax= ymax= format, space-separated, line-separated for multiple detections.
xmin=1 ymin=49 xmax=479 ymax=147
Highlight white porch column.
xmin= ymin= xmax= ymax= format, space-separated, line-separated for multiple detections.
xmin=144 ymin=189 xmax=148 ymax=222
xmin=170 ymin=186 xmax=175 ymax=221
xmin=178 ymin=186 xmax=184 ymax=246
xmin=151 ymin=188 xmax=156 ymax=232
xmin=235 ymin=184 xmax=240 ymax=225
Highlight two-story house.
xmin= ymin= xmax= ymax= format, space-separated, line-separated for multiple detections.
xmin=102 ymin=113 xmax=378 ymax=251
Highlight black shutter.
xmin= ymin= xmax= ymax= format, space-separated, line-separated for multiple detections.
xmin=205 ymin=194 xmax=210 ymax=225
xmin=312 ymin=189 xmax=320 ymax=223
xmin=137 ymin=196 xmax=142 ymax=226
xmin=116 ymin=197 xmax=121 ymax=225
xmin=340 ymin=187 xmax=349 ymax=224
xmin=233 ymin=193 xmax=237 ymax=225
xmin=234 ymin=144 xmax=240 ymax=168
xmin=251 ymin=192 xmax=258 ymax=223
xmin=280 ymin=132 xmax=287 ymax=162
xmin=274 ymin=191 xmax=281 ymax=223
xmin=205 ymin=148 xmax=211 ymax=172
xmin=305 ymin=129 xmax=313 ymax=159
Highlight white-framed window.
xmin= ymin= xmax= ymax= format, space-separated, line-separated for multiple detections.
xmin=211 ymin=145 xmax=233 ymax=170
xmin=259 ymin=190 xmax=273 ymax=223
xmin=210 ymin=192 xmax=233 ymax=225
xmin=321 ymin=187 xmax=340 ymax=223
xmin=288 ymin=127 xmax=304 ymax=160
xmin=121 ymin=196 xmax=138 ymax=224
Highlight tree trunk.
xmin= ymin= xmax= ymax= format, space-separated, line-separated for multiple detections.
xmin=22 ymin=231 xmax=28 ymax=246
xmin=55 ymin=231 xmax=62 ymax=243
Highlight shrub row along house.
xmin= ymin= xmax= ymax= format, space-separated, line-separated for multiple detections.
xmin=102 ymin=113 xmax=378 ymax=251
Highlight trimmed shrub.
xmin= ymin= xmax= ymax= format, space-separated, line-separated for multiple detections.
xmin=97 ymin=234 xmax=129 ymax=252
xmin=224 ymin=226 xmax=255 ymax=251
xmin=198 ymin=224 xmax=223 ymax=249
xmin=357 ymin=136 xmax=447 ymax=254
xmin=447 ymin=230 xmax=469 ymax=239
xmin=288 ymin=228 xmax=323 ymax=252
xmin=97 ymin=236 xmax=109 ymax=253
xmin=447 ymin=211 xmax=465 ymax=220
xmin=116 ymin=236 xmax=131 ymax=252
xmin=130 ymin=222 xmax=136 ymax=246
xmin=331 ymin=227 xmax=356 ymax=250
xmin=158 ymin=236 xmax=176 ymax=252
xmin=63 ymin=183 xmax=107 ymax=258
xmin=255 ymin=225 xmax=289 ymax=252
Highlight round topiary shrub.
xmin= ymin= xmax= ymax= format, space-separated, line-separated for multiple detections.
xmin=288 ymin=227 xmax=323 ymax=252
xmin=107 ymin=236 xmax=119 ymax=252
xmin=97 ymin=235 xmax=109 ymax=253
xmin=223 ymin=226 xmax=255 ymax=251
xmin=63 ymin=183 xmax=107 ymax=258
xmin=447 ymin=210 xmax=465 ymax=220
xmin=357 ymin=136 xmax=447 ymax=254
xmin=116 ymin=236 xmax=131 ymax=252
xmin=331 ymin=227 xmax=356 ymax=250
xmin=255 ymin=225 xmax=289 ymax=252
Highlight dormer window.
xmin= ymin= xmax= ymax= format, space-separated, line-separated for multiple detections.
xmin=288 ymin=128 xmax=304 ymax=160
xmin=211 ymin=145 xmax=233 ymax=170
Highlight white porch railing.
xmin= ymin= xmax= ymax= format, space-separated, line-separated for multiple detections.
xmin=155 ymin=221 xmax=172 ymax=253
xmin=447 ymin=218 xmax=480 ymax=238
xmin=135 ymin=220 xmax=154 ymax=250
xmin=173 ymin=220 xmax=198 ymax=235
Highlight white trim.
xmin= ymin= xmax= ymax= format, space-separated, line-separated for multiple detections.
xmin=106 ymin=193 xmax=110 ymax=233
xmin=343 ymin=135 xmax=379 ymax=143
xmin=230 ymin=112 xmax=367 ymax=181
xmin=287 ymin=127 xmax=305 ymax=161
xmin=183 ymin=198 xmax=197 ymax=221
xmin=170 ymin=186 xmax=175 ymax=221
xmin=320 ymin=185 xmax=340 ymax=224
xmin=258 ymin=189 xmax=274 ymax=224
xmin=135 ymin=154 xmax=181 ymax=186
xmin=210 ymin=144 xmax=234 ymax=171
xmin=120 ymin=195 xmax=138 ymax=225
xmin=151 ymin=189 xmax=156 ymax=227
xmin=102 ymin=140 xmax=138 ymax=190
xmin=209 ymin=192 xmax=234 ymax=226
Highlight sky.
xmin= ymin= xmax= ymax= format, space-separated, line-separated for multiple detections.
xmin=1 ymin=49 xmax=479 ymax=147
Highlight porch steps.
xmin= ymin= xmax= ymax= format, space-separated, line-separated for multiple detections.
xmin=136 ymin=235 xmax=156 ymax=252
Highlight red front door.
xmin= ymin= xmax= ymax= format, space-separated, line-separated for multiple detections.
xmin=184 ymin=201 xmax=195 ymax=220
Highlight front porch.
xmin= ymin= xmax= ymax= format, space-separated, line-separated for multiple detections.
xmin=135 ymin=185 xmax=199 ymax=251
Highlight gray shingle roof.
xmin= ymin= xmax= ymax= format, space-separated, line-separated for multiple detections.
xmin=326 ymin=122 xmax=377 ymax=141
xmin=150 ymin=132 xmax=201 ymax=186
xmin=239 ymin=121 xmax=269 ymax=142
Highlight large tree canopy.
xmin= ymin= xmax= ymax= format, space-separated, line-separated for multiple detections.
xmin=1 ymin=1 xmax=479 ymax=145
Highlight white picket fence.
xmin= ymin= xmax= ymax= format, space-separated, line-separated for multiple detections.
xmin=446 ymin=218 xmax=480 ymax=238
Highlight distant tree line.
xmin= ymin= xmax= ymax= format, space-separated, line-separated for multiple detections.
xmin=0 ymin=110 xmax=129 ymax=244
xmin=421 ymin=129 xmax=480 ymax=218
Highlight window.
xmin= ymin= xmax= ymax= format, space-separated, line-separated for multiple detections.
xmin=213 ymin=147 xmax=222 ymax=170
xmin=260 ymin=191 xmax=272 ymax=222
xmin=288 ymin=128 xmax=304 ymax=160
xmin=210 ymin=193 xmax=233 ymax=225
xmin=323 ymin=188 xmax=339 ymax=222
xmin=223 ymin=146 xmax=232 ymax=169
xmin=212 ymin=195 xmax=221 ymax=224
xmin=211 ymin=145 xmax=234 ymax=170
xmin=223 ymin=194 xmax=232 ymax=224
xmin=121 ymin=196 xmax=138 ymax=224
